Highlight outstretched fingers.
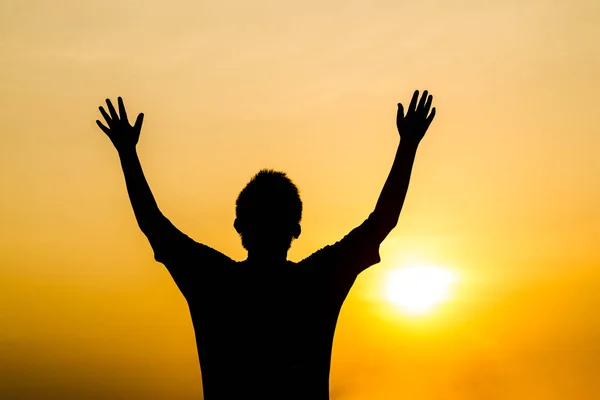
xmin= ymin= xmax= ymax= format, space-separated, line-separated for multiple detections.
xmin=397 ymin=103 xmax=405 ymax=123
xmin=408 ymin=90 xmax=419 ymax=113
xmin=133 ymin=113 xmax=144 ymax=132
xmin=426 ymin=107 xmax=436 ymax=127
xmin=99 ymin=106 xmax=111 ymax=125
xmin=96 ymin=120 xmax=110 ymax=135
xmin=417 ymin=90 xmax=428 ymax=111
xmin=117 ymin=97 xmax=128 ymax=123
xmin=106 ymin=98 xmax=118 ymax=120
xmin=423 ymin=93 xmax=433 ymax=115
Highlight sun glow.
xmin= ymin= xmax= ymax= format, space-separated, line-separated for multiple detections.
xmin=385 ymin=264 xmax=457 ymax=315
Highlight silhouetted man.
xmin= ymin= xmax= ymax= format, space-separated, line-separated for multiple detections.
xmin=95 ymin=90 xmax=436 ymax=400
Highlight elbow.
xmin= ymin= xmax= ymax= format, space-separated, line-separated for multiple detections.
xmin=369 ymin=218 xmax=396 ymax=242
xmin=137 ymin=213 xmax=170 ymax=234
xmin=370 ymin=211 xmax=397 ymax=232
xmin=380 ymin=223 xmax=396 ymax=238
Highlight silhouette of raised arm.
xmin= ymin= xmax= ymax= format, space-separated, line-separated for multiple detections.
xmin=96 ymin=97 xmax=186 ymax=257
xmin=371 ymin=90 xmax=436 ymax=241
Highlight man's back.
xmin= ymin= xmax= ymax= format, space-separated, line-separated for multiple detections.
xmin=192 ymin=259 xmax=341 ymax=400
xmin=150 ymin=216 xmax=382 ymax=400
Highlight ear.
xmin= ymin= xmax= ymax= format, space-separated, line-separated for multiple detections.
xmin=234 ymin=218 xmax=242 ymax=234
xmin=292 ymin=223 xmax=301 ymax=239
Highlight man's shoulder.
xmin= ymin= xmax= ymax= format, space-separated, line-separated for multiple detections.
xmin=187 ymin=241 xmax=235 ymax=264
xmin=296 ymin=245 xmax=335 ymax=268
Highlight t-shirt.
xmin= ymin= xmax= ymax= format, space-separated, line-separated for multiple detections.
xmin=149 ymin=214 xmax=382 ymax=400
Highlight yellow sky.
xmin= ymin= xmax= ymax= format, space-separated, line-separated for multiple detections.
xmin=1 ymin=0 xmax=599 ymax=399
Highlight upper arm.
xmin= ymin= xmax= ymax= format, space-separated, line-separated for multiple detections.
xmin=300 ymin=214 xmax=383 ymax=304
xmin=316 ymin=213 xmax=383 ymax=289
xmin=333 ymin=213 xmax=383 ymax=275
xmin=145 ymin=217 xmax=232 ymax=296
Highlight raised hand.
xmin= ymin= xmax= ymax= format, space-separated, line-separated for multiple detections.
xmin=96 ymin=97 xmax=144 ymax=153
xmin=396 ymin=90 xmax=436 ymax=147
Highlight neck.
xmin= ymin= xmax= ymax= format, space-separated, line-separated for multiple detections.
xmin=246 ymin=249 xmax=288 ymax=265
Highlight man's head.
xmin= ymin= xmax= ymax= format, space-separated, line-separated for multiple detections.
xmin=234 ymin=169 xmax=302 ymax=254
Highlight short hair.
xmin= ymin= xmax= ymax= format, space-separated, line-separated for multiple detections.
xmin=235 ymin=169 xmax=302 ymax=225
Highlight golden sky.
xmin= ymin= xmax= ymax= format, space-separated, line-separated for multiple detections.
xmin=1 ymin=0 xmax=599 ymax=399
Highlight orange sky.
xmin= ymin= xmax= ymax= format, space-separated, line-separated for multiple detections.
xmin=1 ymin=0 xmax=599 ymax=399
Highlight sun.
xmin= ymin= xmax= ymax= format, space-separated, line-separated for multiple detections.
xmin=385 ymin=264 xmax=457 ymax=315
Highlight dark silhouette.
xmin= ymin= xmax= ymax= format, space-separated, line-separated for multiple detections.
xmin=95 ymin=90 xmax=436 ymax=400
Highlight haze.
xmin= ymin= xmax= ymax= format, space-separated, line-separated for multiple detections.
xmin=1 ymin=0 xmax=599 ymax=399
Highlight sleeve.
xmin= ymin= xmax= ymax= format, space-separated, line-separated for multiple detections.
xmin=147 ymin=218 xmax=232 ymax=297
xmin=327 ymin=213 xmax=382 ymax=279
xmin=302 ymin=212 xmax=382 ymax=299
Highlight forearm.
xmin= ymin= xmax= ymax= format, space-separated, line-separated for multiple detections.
xmin=372 ymin=140 xmax=418 ymax=233
xmin=117 ymin=148 xmax=167 ymax=234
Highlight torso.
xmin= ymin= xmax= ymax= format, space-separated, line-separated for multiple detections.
xmin=186 ymin=259 xmax=350 ymax=400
